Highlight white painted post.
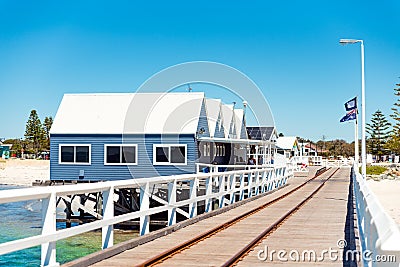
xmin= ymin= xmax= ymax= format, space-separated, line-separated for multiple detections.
xmin=219 ymin=175 xmax=225 ymax=208
xmin=265 ymin=170 xmax=271 ymax=192
xmin=41 ymin=192 xmax=59 ymax=267
xmin=259 ymin=170 xmax=264 ymax=193
xmin=167 ymin=180 xmax=177 ymax=226
xmin=189 ymin=178 xmax=197 ymax=218
xmin=139 ymin=182 xmax=150 ymax=236
xmin=102 ymin=186 xmax=114 ymax=249
xmin=255 ymin=145 xmax=259 ymax=165
xmin=247 ymin=171 xmax=253 ymax=198
xmin=261 ymin=170 xmax=268 ymax=193
xmin=271 ymin=169 xmax=277 ymax=190
xmin=205 ymin=176 xmax=212 ymax=212
xmin=254 ymin=170 xmax=260 ymax=195
xmin=278 ymin=168 xmax=284 ymax=187
xmin=229 ymin=174 xmax=236 ymax=204
xmin=239 ymin=173 xmax=245 ymax=201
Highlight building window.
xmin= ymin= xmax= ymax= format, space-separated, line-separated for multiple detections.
xmin=215 ymin=144 xmax=225 ymax=157
xmin=104 ymin=144 xmax=137 ymax=165
xmin=59 ymin=144 xmax=91 ymax=164
xmin=153 ymin=144 xmax=187 ymax=165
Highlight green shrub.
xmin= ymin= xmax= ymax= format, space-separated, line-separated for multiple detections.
xmin=359 ymin=165 xmax=387 ymax=175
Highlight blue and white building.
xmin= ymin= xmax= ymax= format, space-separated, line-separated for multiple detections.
xmin=50 ymin=92 xmax=276 ymax=182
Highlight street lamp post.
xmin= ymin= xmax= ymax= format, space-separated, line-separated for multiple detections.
xmin=339 ymin=38 xmax=366 ymax=178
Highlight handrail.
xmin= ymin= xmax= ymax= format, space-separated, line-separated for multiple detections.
xmin=195 ymin=163 xmax=274 ymax=173
xmin=0 ymin=165 xmax=292 ymax=267
xmin=353 ymin=166 xmax=400 ymax=266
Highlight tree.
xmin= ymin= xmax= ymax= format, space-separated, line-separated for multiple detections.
xmin=42 ymin=116 xmax=53 ymax=150
xmin=390 ymin=82 xmax=400 ymax=133
xmin=24 ymin=110 xmax=45 ymax=154
xmin=389 ymin=82 xmax=400 ymax=154
xmin=386 ymin=135 xmax=400 ymax=154
xmin=43 ymin=117 xmax=53 ymax=139
xmin=366 ymin=110 xmax=391 ymax=158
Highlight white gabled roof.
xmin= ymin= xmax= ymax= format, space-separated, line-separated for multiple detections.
xmin=221 ymin=104 xmax=234 ymax=138
xmin=51 ymin=92 xmax=205 ymax=135
xmin=233 ymin=109 xmax=244 ymax=139
xmin=205 ymin=98 xmax=221 ymax=137
xmin=276 ymin=136 xmax=298 ymax=150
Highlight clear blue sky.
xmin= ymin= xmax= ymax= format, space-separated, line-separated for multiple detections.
xmin=1 ymin=0 xmax=399 ymax=142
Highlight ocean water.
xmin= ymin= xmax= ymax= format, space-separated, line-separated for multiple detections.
xmin=0 ymin=185 xmax=136 ymax=266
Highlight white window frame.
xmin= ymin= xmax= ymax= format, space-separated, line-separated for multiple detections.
xmin=153 ymin=144 xmax=187 ymax=166
xmin=104 ymin=144 xmax=138 ymax=166
xmin=59 ymin=144 xmax=91 ymax=165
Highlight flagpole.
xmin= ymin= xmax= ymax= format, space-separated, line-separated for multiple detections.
xmin=354 ymin=110 xmax=359 ymax=168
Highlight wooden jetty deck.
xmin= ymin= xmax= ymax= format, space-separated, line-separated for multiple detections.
xmin=64 ymin=167 xmax=360 ymax=267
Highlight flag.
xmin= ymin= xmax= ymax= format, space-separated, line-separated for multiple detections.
xmin=344 ymin=97 xmax=357 ymax=111
xmin=340 ymin=109 xmax=357 ymax=122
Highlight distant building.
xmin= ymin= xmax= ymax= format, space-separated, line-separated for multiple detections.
xmin=49 ymin=92 xmax=273 ymax=182
xmin=300 ymin=142 xmax=318 ymax=156
xmin=0 ymin=144 xmax=12 ymax=159
xmin=276 ymin=136 xmax=299 ymax=158
xmin=246 ymin=126 xmax=278 ymax=164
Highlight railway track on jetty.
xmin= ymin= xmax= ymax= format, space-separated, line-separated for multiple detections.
xmin=134 ymin=167 xmax=341 ymax=267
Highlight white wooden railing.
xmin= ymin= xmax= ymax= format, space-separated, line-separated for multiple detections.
xmin=291 ymin=156 xmax=353 ymax=169
xmin=195 ymin=163 xmax=274 ymax=173
xmin=324 ymin=158 xmax=352 ymax=167
xmin=353 ymin=167 xmax=400 ymax=266
xmin=0 ymin=165 xmax=292 ymax=267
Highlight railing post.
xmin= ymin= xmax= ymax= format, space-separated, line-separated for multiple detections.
xmin=272 ymin=168 xmax=278 ymax=190
xmin=140 ymin=182 xmax=150 ymax=236
xmin=41 ymin=191 xmax=59 ymax=267
xmin=262 ymin=169 xmax=267 ymax=191
xmin=205 ymin=175 xmax=212 ymax=212
xmin=281 ymin=167 xmax=287 ymax=186
xmin=189 ymin=178 xmax=197 ymax=218
xmin=247 ymin=171 xmax=253 ymax=198
xmin=239 ymin=173 xmax=245 ymax=201
xmin=168 ymin=180 xmax=177 ymax=226
xmin=254 ymin=170 xmax=260 ymax=195
xmin=102 ymin=186 xmax=114 ymax=249
xmin=229 ymin=174 xmax=236 ymax=204
xmin=219 ymin=175 xmax=225 ymax=208
xmin=265 ymin=170 xmax=272 ymax=192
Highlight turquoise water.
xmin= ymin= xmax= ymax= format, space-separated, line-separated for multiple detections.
xmin=0 ymin=185 xmax=136 ymax=266
xmin=0 ymin=185 xmax=42 ymax=266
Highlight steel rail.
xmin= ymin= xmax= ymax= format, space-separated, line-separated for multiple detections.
xmin=135 ymin=167 xmax=332 ymax=267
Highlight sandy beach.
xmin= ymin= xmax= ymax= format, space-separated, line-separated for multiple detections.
xmin=0 ymin=159 xmax=50 ymax=186
xmin=367 ymin=179 xmax=400 ymax=226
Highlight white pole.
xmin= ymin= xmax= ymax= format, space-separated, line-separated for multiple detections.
xmin=354 ymin=111 xmax=359 ymax=168
xmin=361 ymin=41 xmax=366 ymax=178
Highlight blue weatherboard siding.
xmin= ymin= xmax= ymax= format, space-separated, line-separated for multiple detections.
xmin=196 ymin=99 xmax=210 ymax=138
xmin=214 ymin=113 xmax=225 ymax=138
xmin=50 ymin=134 xmax=196 ymax=181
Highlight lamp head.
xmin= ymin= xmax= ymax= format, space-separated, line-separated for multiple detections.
xmin=339 ymin=39 xmax=362 ymax=45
